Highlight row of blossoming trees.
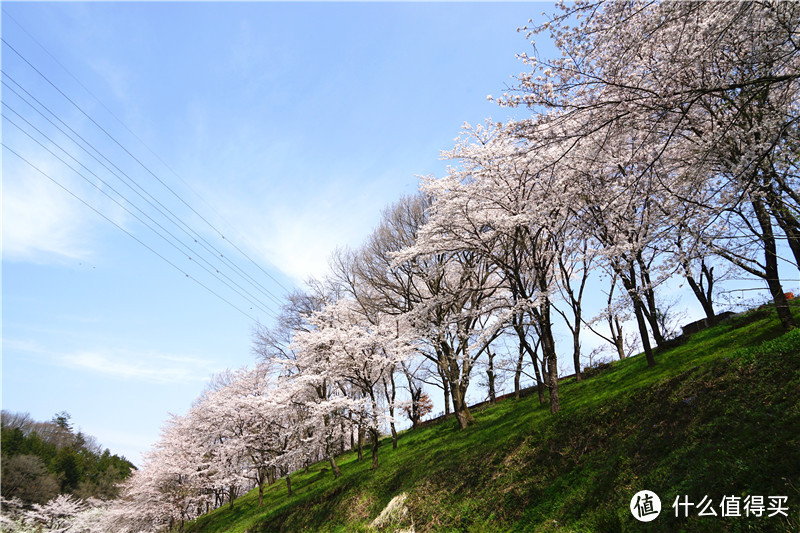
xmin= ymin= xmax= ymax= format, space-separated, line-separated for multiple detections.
xmin=37 ymin=2 xmax=797 ymax=531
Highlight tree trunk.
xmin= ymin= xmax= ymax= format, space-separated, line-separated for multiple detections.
xmin=329 ymin=454 xmax=341 ymax=478
xmin=487 ymin=351 xmax=497 ymax=403
xmin=411 ymin=389 xmax=421 ymax=429
xmin=530 ymin=351 xmax=546 ymax=404
xmin=285 ymin=474 xmax=292 ymax=497
xmin=752 ymin=196 xmax=797 ymax=330
xmin=536 ymin=301 xmax=560 ymax=414
xmin=439 ymin=365 xmax=451 ymax=416
xmin=514 ymin=320 xmax=545 ymax=404
xmin=636 ymin=256 xmax=666 ymax=346
xmin=450 ymin=382 xmax=474 ymax=429
xmin=453 ymin=386 xmax=475 ymax=429
xmin=612 ymin=317 xmax=626 ymax=360
xmin=633 ymin=297 xmax=656 ymax=365
xmin=357 ymin=425 xmax=365 ymax=461
xmin=620 ymin=272 xmax=656 ymax=366
xmin=370 ymin=428 xmax=380 ymax=470
xmin=686 ymin=276 xmax=716 ymax=321
xmin=605 ymin=275 xmax=627 ymax=360
xmin=383 ymin=374 xmax=398 ymax=449
xmin=557 ymin=252 xmax=588 ymax=382
xmin=326 ymin=434 xmax=341 ymax=479
xmin=442 ymin=338 xmax=476 ymax=429
xmin=571 ymin=325 xmax=582 ymax=382
xmin=530 ymin=290 xmax=560 ymax=413
xmin=685 ymin=260 xmax=717 ymax=321
xmin=369 ymin=395 xmax=381 ymax=468
xmin=403 ymin=363 xmax=422 ymax=429
xmin=514 ymin=341 xmax=524 ymax=399
xmin=767 ymin=184 xmax=800 ymax=269
xmin=546 ymin=352 xmax=559 ymax=413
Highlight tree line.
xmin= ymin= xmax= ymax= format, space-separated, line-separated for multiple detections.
xmin=1 ymin=411 xmax=135 ymax=505
xmin=6 ymin=2 xmax=798 ymax=531
xmin=0 ymin=411 xmax=136 ymax=531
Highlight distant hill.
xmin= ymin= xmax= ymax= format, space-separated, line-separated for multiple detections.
xmin=181 ymin=304 xmax=800 ymax=532
xmin=1 ymin=411 xmax=135 ymax=504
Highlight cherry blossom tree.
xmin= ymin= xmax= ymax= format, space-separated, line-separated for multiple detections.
xmin=338 ymin=192 xmax=501 ymax=428
xmin=292 ymin=298 xmax=412 ymax=467
xmin=252 ymin=283 xmax=348 ymax=479
xmin=501 ymin=0 xmax=799 ymax=329
xmin=403 ymin=121 xmax=586 ymax=411
xmin=347 ymin=194 xmax=452 ymax=418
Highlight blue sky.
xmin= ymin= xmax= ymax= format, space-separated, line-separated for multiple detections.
xmin=2 ymin=2 xmax=552 ymax=464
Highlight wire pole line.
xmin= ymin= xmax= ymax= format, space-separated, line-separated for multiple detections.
xmin=2 ymin=9 xmax=293 ymax=295
xmin=1 ymin=70 xmax=285 ymax=309
xmin=2 ymin=142 xmax=262 ymax=323
xmin=3 ymin=115 xmax=280 ymax=320
xmin=2 ymin=107 xmax=281 ymax=319
xmin=2 ymin=36 xmax=293 ymax=297
xmin=1 ymin=77 xmax=284 ymax=308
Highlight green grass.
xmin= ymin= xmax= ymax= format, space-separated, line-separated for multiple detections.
xmin=182 ymin=304 xmax=800 ymax=533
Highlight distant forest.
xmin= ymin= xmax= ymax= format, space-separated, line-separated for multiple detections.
xmin=1 ymin=410 xmax=135 ymax=504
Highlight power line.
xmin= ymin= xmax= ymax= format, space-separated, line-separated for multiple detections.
xmin=1 ymin=39 xmax=292 ymax=315
xmin=1 ymin=34 xmax=293 ymax=296
xmin=2 ymin=142 xmax=262 ymax=323
xmin=0 ymin=58 xmax=287 ymax=309
xmin=1 ymin=74 xmax=285 ymax=308
xmin=2 ymin=8 xmax=293 ymax=295
xmin=2 ymin=106 xmax=281 ymax=320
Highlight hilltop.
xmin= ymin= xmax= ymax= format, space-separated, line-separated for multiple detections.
xmin=181 ymin=304 xmax=800 ymax=533
xmin=1 ymin=412 xmax=135 ymax=505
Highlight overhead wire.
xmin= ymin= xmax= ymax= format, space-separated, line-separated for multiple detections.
xmin=2 ymin=112 xmax=280 ymax=320
xmin=1 ymin=74 xmax=284 ymax=309
xmin=2 ymin=143 xmax=261 ymax=323
xmin=1 ymin=36 xmax=293 ymax=298
xmin=1 ymin=35 xmax=296 ymax=320
xmin=0 ymin=57 xmax=287 ymax=309
xmin=2 ymin=8 xmax=293 ymax=295
xmin=2 ymin=104 xmax=281 ymax=320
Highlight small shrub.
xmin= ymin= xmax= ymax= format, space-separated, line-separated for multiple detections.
xmin=582 ymin=362 xmax=612 ymax=379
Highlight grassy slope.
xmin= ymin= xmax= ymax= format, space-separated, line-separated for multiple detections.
xmin=183 ymin=305 xmax=800 ymax=533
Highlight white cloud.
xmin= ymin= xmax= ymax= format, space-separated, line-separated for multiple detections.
xmin=261 ymin=198 xmax=376 ymax=282
xmin=86 ymin=58 xmax=136 ymax=112
xmin=60 ymin=349 xmax=220 ymax=385
xmin=198 ymin=173 xmax=394 ymax=285
xmin=84 ymin=427 xmax=153 ymax=466
xmin=5 ymin=339 xmax=220 ymax=385
xmin=2 ymin=156 xmax=95 ymax=263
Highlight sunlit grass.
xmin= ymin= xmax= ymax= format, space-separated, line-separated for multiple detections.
xmin=182 ymin=304 xmax=800 ymax=532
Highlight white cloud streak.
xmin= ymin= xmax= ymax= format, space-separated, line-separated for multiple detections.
xmin=5 ymin=339 xmax=220 ymax=385
xmin=2 ymin=156 xmax=95 ymax=263
xmin=196 ymin=172 xmax=394 ymax=285
xmin=60 ymin=350 xmax=219 ymax=385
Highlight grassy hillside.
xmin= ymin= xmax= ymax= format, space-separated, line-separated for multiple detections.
xmin=183 ymin=305 xmax=800 ymax=533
